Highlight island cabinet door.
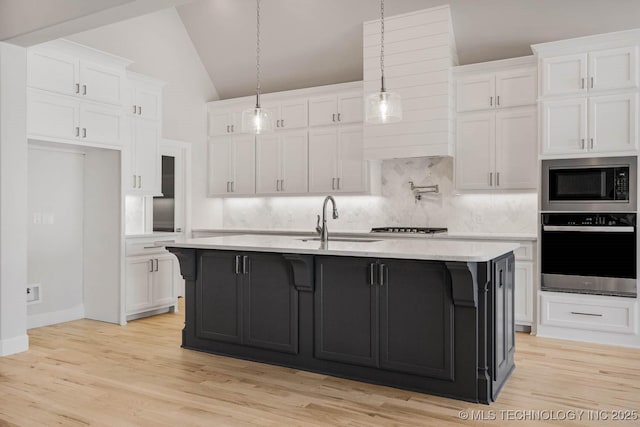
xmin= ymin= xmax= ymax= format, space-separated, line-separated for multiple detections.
xmin=492 ymin=254 xmax=515 ymax=398
xmin=196 ymin=251 xmax=243 ymax=344
xmin=314 ymin=256 xmax=378 ymax=367
xmin=242 ymin=253 xmax=299 ymax=354
xmin=379 ymin=260 xmax=454 ymax=380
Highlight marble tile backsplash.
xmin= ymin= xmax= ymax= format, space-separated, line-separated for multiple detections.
xmin=222 ymin=157 xmax=538 ymax=234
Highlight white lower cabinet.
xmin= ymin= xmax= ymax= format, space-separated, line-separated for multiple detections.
xmin=126 ymin=253 xmax=178 ymax=318
xmin=539 ymin=292 xmax=637 ymax=335
xmin=308 ymin=125 xmax=366 ymax=193
xmin=514 ymin=261 xmax=534 ymax=325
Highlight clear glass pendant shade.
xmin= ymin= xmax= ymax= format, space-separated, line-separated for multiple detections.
xmin=241 ymin=106 xmax=274 ymax=134
xmin=365 ymin=90 xmax=402 ymax=124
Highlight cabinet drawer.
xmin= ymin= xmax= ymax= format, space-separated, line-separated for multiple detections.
xmin=540 ymin=293 xmax=636 ymax=334
xmin=513 ymin=242 xmax=534 ymax=260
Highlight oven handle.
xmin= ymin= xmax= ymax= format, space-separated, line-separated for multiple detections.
xmin=543 ymin=225 xmax=635 ymax=233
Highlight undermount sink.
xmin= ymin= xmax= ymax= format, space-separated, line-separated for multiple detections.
xmin=299 ymin=237 xmax=381 ymax=243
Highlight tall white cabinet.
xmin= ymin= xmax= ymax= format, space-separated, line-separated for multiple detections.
xmin=533 ymin=35 xmax=640 ymax=158
xmin=454 ymin=57 xmax=538 ymax=190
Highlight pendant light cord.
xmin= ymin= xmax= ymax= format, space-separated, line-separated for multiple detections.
xmin=380 ymin=0 xmax=386 ymax=92
xmin=255 ymin=0 xmax=261 ymax=107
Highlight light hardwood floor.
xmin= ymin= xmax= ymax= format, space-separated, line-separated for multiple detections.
xmin=1 ymin=301 xmax=639 ymax=427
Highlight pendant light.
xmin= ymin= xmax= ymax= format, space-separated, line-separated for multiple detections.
xmin=242 ymin=0 xmax=274 ymax=134
xmin=365 ymin=0 xmax=402 ymax=124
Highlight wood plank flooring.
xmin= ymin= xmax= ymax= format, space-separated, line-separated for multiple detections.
xmin=1 ymin=300 xmax=639 ymax=426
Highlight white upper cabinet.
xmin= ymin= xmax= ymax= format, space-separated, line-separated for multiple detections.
xmin=541 ymin=98 xmax=588 ymax=155
xmin=126 ymin=73 xmax=165 ymax=196
xmin=588 ymin=93 xmax=638 ymax=153
xmin=265 ymin=99 xmax=308 ymax=130
xmin=541 ymin=47 xmax=639 ymax=97
xmin=79 ymin=102 xmax=124 ymax=147
xmin=309 ymin=92 xmax=363 ymax=127
xmin=456 ymin=107 xmax=537 ymax=191
xmin=208 ymin=135 xmax=256 ymax=196
xmin=209 ymin=109 xmax=241 ymax=136
xmin=456 ymin=67 xmax=536 ymax=112
xmin=541 ymin=94 xmax=637 ymax=156
xmin=308 ymin=125 xmax=366 ymax=193
xmin=256 ymin=130 xmax=308 ymax=194
xmin=27 ymin=40 xmax=129 ymax=106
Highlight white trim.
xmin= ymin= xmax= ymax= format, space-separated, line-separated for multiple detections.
xmin=0 ymin=335 xmax=29 ymax=357
xmin=362 ymin=4 xmax=451 ymax=26
xmin=452 ymin=56 xmax=536 ymax=74
xmin=207 ymin=81 xmax=363 ymax=109
xmin=27 ymin=304 xmax=85 ymax=329
xmin=532 ymin=29 xmax=640 ymax=58
xmin=33 ymin=39 xmax=133 ymax=68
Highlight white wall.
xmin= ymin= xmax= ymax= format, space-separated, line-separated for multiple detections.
xmin=27 ymin=146 xmax=84 ymax=328
xmin=0 ymin=43 xmax=28 ymax=356
xmin=68 ymin=7 xmax=223 ymax=231
xmin=222 ymin=157 xmax=538 ymax=234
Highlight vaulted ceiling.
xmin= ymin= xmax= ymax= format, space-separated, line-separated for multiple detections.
xmin=177 ymin=0 xmax=640 ymax=100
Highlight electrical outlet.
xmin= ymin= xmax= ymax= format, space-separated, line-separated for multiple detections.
xmin=33 ymin=213 xmax=42 ymax=224
xmin=473 ymin=214 xmax=484 ymax=224
xmin=26 ymin=284 xmax=41 ymax=304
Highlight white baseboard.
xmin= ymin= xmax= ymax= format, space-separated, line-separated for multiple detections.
xmin=28 ymin=304 xmax=85 ymax=329
xmin=0 ymin=334 xmax=29 ymax=356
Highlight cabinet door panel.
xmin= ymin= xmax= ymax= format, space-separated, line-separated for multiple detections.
xmin=514 ymin=261 xmax=533 ymax=325
xmin=495 ymin=108 xmax=537 ymax=189
xmin=255 ymin=134 xmax=281 ymax=194
xmin=153 ymin=255 xmax=176 ymax=307
xmin=135 ymin=87 xmax=162 ymax=121
xmin=495 ymin=68 xmax=536 ymax=108
xmin=208 ymin=138 xmax=232 ymax=195
xmin=541 ymin=54 xmax=587 ymax=96
xmin=455 ymin=111 xmax=494 ymax=190
xmin=27 ymin=90 xmax=79 ymax=141
xmin=380 ymin=260 xmax=454 ymax=380
xmin=231 ymin=135 xmax=256 ymax=195
xmin=243 ymin=253 xmax=298 ymax=354
xmin=197 ymin=252 xmax=242 ymax=343
xmin=492 ymin=255 xmax=515 ymax=400
xmin=315 ymin=256 xmax=378 ymax=367
xmin=80 ymin=103 xmax=123 ymax=147
xmin=79 ymin=61 xmax=123 ymax=105
xmin=28 ymin=50 xmax=78 ymax=97
xmin=309 ymin=96 xmax=338 ymax=127
xmin=337 ymin=126 xmax=365 ymax=192
xmin=541 ymin=98 xmax=588 ymax=155
xmin=280 ymin=131 xmax=309 ymax=194
xmin=209 ymin=111 xmax=232 ymax=136
xmin=456 ymin=74 xmax=495 ymax=112
xmin=308 ymin=128 xmax=338 ymax=193
xmin=589 ymin=46 xmax=639 ymax=92
xmin=338 ymin=93 xmax=364 ymax=124
xmin=134 ymin=119 xmax=160 ymax=194
xmin=280 ymin=99 xmax=308 ymax=129
xmin=589 ymin=93 xmax=637 ymax=153
xmin=126 ymin=257 xmax=153 ymax=313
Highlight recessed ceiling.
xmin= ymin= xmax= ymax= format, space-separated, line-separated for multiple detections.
xmin=177 ymin=0 xmax=640 ymax=100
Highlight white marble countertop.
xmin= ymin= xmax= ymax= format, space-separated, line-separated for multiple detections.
xmin=125 ymin=231 xmax=183 ymax=240
xmin=168 ymin=234 xmax=520 ymax=262
xmin=191 ymin=228 xmax=537 ymax=242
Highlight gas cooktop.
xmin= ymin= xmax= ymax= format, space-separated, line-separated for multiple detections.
xmin=370 ymin=227 xmax=448 ymax=234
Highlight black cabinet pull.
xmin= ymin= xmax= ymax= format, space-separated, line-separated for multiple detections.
xmin=242 ymin=256 xmax=249 ymax=274
xmin=369 ymin=263 xmax=376 ymax=285
xmin=234 ymin=255 xmax=241 ymax=274
xmin=379 ymin=264 xmax=385 ymax=286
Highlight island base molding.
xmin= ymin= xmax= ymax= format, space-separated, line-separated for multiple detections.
xmin=167 ymin=247 xmax=515 ymax=404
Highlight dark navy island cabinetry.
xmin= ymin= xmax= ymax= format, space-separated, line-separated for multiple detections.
xmin=168 ymin=241 xmax=515 ymax=404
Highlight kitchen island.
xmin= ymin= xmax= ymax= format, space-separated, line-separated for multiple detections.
xmin=167 ymin=235 xmax=518 ymax=404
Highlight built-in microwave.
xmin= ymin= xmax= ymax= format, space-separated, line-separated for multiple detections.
xmin=542 ymin=156 xmax=637 ymax=212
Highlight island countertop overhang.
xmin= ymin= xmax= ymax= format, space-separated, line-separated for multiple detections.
xmin=167 ymin=234 xmax=519 ymax=262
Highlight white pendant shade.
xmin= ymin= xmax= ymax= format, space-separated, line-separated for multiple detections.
xmin=365 ymin=91 xmax=402 ymax=124
xmin=241 ymin=106 xmax=274 ymax=134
